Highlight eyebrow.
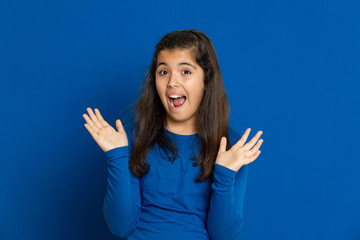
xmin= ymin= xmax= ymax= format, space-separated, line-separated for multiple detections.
xmin=156 ymin=62 xmax=197 ymax=69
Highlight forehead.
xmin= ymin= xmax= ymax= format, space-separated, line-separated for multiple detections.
xmin=157 ymin=49 xmax=196 ymax=64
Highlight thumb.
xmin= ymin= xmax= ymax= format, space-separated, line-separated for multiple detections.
xmin=116 ymin=119 xmax=124 ymax=133
xmin=218 ymin=137 xmax=227 ymax=154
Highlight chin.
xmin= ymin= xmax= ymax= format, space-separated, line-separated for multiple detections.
xmin=166 ymin=112 xmax=196 ymax=125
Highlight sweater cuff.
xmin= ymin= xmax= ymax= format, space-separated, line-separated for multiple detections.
xmin=213 ymin=163 xmax=237 ymax=187
xmin=104 ymin=146 xmax=129 ymax=162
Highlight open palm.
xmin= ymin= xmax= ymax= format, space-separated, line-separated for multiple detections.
xmin=83 ymin=108 xmax=128 ymax=152
xmin=216 ymin=128 xmax=263 ymax=172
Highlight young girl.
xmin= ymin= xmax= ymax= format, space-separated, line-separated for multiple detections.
xmin=83 ymin=30 xmax=263 ymax=240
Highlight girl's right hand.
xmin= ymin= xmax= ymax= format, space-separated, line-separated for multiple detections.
xmin=83 ymin=108 xmax=128 ymax=152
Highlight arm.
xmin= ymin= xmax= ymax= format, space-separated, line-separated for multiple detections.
xmin=207 ymin=128 xmax=263 ymax=240
xmin=103 ymin=146 xmax=141 ymax=239
xmin=82 ymin=108 xmax=141 ymax=238
xmin=206 ymin=163 xmax=248 ymax=240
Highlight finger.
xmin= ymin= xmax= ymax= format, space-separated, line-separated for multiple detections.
xmin=246 ymin=139 xmax=263 ymax=157
xmin=243 ymin=131 xmax=263 ymax=151
xmin=87 ymin=107 xmax=103 ymax=129
xmin=244 ymin=150 xmax=261 ymax=165
xmin=83 ymin=113 xmax=100 ymax=132
xmin=84 ymin=123 xmax=99 ymax=141
xmin=234 ymin=128 xmax=251 ymax=149
xmin=116 ymin=119 xmax=125 ymax=134
xmin=218 ymin=137 xmax=227 ymax=154
xmin=94 ymin=108 xmax=109 ymax=127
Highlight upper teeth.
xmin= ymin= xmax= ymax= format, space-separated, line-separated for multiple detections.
xmin=169 ymin=95 xmax=183 ymax=98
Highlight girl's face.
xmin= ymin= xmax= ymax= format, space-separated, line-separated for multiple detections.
xmin=155 ymin=49 xmax=205 ymax=135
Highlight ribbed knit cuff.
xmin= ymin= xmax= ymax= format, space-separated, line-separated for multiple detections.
xmin=213 ymin=163 xmax=237 ymax=188
xmin=104 ymin=146 xmax=129 ymax=162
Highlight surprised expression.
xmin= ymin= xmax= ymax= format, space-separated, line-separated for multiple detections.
xmin=155 ymin=49 xmax=205 ymax=133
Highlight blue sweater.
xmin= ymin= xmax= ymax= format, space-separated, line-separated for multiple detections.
xmin=103 ymin=125 xmax=248 ymax=240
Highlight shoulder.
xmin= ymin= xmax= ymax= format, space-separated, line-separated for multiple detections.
xmin=228 ymin=126 xmax=243 ymax=147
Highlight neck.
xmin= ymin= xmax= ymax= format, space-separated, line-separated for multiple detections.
xmin=164 ymin=118 xmax=197 ymax=135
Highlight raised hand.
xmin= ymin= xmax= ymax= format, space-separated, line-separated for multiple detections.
xmin=83 ymin=108 xmax=128 ymax=152
xmin=215 ymin=128 xmax=263 ymax=172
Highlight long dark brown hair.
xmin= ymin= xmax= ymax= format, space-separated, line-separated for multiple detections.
xmin=130 ymin=29 xmax=230 ymax=182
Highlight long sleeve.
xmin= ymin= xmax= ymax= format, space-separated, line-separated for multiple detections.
xmin=206 ymin=162 xmax=248 ymax=240
xmin=103 ymin=146 xmax=141 ymax=239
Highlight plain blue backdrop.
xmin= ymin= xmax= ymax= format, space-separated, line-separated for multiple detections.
xmin=1 ymin=0 xmax=359 ymax=239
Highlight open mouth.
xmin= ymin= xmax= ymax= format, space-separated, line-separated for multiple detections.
xmin=168 ymin=95 xmax=186 ymax=109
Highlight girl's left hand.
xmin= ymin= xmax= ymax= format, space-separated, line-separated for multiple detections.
xmin=215 ymin=128 xmax=263 ymax=172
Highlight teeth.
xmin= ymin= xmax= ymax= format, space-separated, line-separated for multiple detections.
xmin=169 ymin=95 xmax=183 ymax=98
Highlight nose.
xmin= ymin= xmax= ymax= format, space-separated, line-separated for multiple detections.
xmin=167 ymin=72 xmax=179 ymax=88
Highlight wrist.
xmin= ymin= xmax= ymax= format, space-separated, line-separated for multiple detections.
xmin=104 ymin=146 xmax=129 ymax=160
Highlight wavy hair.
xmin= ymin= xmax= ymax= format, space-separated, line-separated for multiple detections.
xmin=129 ymin=29 xmax=230 ymax=182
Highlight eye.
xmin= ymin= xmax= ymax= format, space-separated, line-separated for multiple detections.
xmin=182 ymin=69 xmax=191 ymax=75
xmin=158 ymin=70 xmax=168 ymax=76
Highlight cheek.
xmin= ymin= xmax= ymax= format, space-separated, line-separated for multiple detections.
xmin=193 ymin=81 xmax=205 ymax=104
xmin=190 ymin=88 xmax=205 ymax=106
xmin=155 ymin=79 xmax=161 ymax=94
xmin=197 ymin=91 xmax=205 ymax=105
xmin=155 ymin=79 xmax=166 ymax=101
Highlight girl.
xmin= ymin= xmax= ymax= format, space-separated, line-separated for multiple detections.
xmin=83 ymin=30 xmax=263 ymax=240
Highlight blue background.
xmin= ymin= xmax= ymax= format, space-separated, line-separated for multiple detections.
xmin=1 ymin=0 xmax=359 ymax=239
